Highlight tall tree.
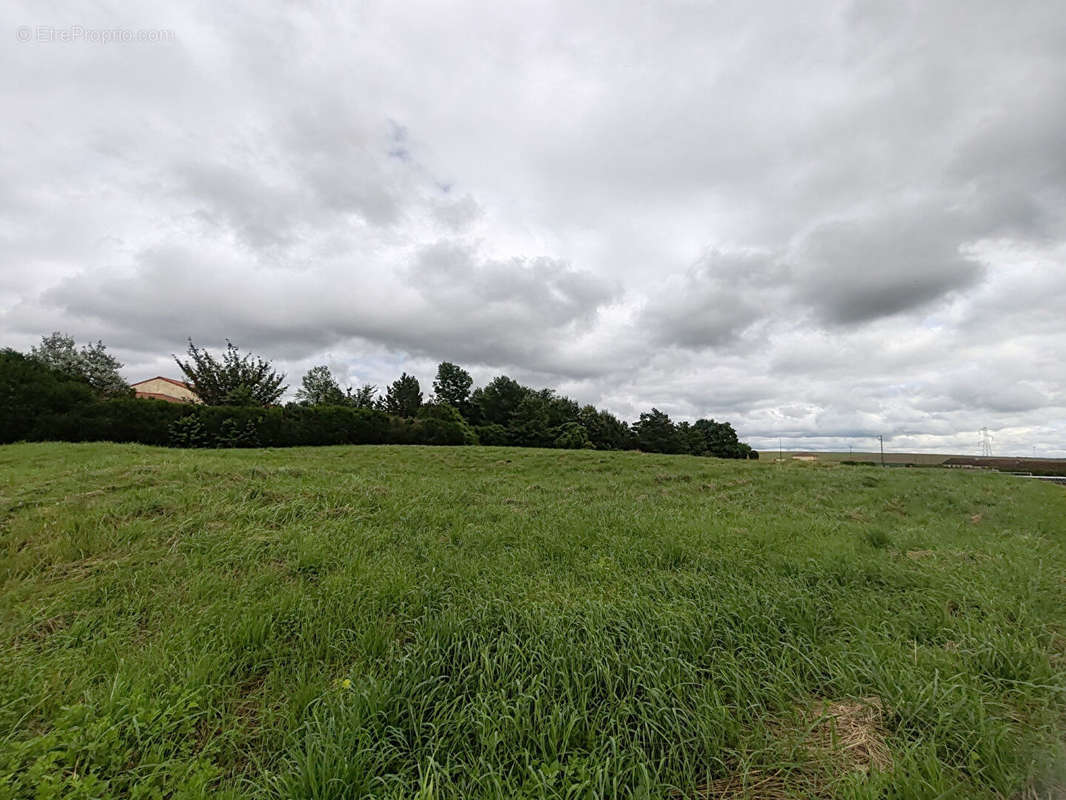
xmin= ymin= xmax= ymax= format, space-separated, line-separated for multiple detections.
xmin=510 ymin=393 xmax=553 ymax=447
xmin=385 ymin=373 xmax=422 ymax=417
xmin=350 ymin=384 xmax=378 ymax=409
xmin=295 ymin=365 xmax=347 ymax=406
xmin=540 ymin=389 xmax=580 ymax=429
xmin=693 ymin=418 xmax=742 ymax=458
xmin=676 ymin=421 xmax=704 ymax=455
xmin=633 ymin=408 xmax=685 ymax=454
xmin=579 ymin=405 xmax=633 ymax=450
xmin=175 ymin=340 xmax=286 ymax=406
xmin=30 ymin=331 xmax=129 ymax=396
xmin=432 ymin=362 xmax=473 ymax=413
xmin=470 ymin=375 xmax=529 ymax=427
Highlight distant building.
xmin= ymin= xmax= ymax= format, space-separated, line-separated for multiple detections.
xmin=131 ymin=376 xmax=200 ymax=404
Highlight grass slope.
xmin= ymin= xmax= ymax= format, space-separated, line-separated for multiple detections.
xmin=1 ymin=443 xmax=1065 ymax=799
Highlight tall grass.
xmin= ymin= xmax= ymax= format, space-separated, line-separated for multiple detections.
xmin=1 ymin=443 xmax=1064 ymax=798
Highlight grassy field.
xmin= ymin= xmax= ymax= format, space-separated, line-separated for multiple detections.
xmin=2 ymin=443 xmax=1065 ymax=799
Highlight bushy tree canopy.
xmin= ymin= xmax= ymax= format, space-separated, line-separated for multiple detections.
xmin=470 ymin=376 xmax=528 ymax=427
xmin=175 ymin=340 xmax=286 ymax=406
xmin=554 ymin=421 xmax=592 ymax=449
xmin=375 ymin=362 xmax=756 ymax=458
xmin=30 ymin=332 xmax=129 ymax=396
xmin=295 ymin=365 xmax=347 ymax=406
xmin=693 ymin=418 xmax=749 ymax=458
xmin=385 ymin=373 xmax=422 ymax=418
xmin=432 ymin=362 xmax=473 ymax=411
xmin=578 ymin=405 xmax=633 ymax=450
xmin=510 ymin=393 xmax=553 ymax=447
xmin=633 ymin=408 xmax=686 ymax=454
xmin=350 ymin=384 xmax=378 ymax=409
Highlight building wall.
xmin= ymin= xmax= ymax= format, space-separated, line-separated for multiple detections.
xmin=132 ymin=378 xmax=200 ymax=403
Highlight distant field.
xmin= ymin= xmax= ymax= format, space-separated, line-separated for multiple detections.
xmin=761 ymin=451 xmax=1066 ymax=472
xmin=2 ymin=443 xmax=1065 ymax=798
xmin=761 ymin=451 xmax=956 ymax=465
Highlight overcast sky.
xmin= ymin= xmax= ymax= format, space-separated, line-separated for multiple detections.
xmin=3 ymin=1 xmax=1064 ymax=455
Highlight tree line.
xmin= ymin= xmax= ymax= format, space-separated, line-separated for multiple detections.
xmin=1 ymin=333 xmax=757 ymax=458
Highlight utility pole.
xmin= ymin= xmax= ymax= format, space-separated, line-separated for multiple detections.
xmin=879 ymin=434 xmax=885 ymax=467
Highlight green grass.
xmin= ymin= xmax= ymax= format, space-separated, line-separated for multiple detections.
xmin=2 ymin=443 xmax=1065 ymax=799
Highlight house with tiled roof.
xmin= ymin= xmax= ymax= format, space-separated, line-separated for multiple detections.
xmin=130 ymin=376 xmax=200 ymax=404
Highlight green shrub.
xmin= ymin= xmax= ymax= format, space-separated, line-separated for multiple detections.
xmin=474 ymin=423 xmax=509 ymax=446
xmin=416 ymin=403 xmax=478 ymax=445
xmin=216 ymin=417 xmax=262 ymax=448
xmin=167 ymin=415 xmax=208 ymax=448
xmin=554 ymin=421 xmax=592 ymax=449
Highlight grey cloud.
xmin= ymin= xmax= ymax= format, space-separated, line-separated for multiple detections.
xmin=409 ymin=241 xmax=616 ymax=329
xmin=641 ymin=251 xmax=783 ymax=349
xmin=24 ymin=237 xmax=619 ymax=378
xmin=948 ymin=91 xmax=1066 ymax=241
xmin=946 ymin=370 xmax=1057 ymax=415
xmin=791 ymin=210 xmax=985 ymax=324
xmin=177 ymin=161 xmax=303 ymax=249
xmin=431 ymin=194 xmax=481 ymax=230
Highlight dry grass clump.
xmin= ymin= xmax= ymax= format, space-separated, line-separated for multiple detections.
xmin=1013 ymin=781 xmax=1066 ymax=799
xmin=799 ymin=697 xmax=893 ymax=775
xmin=694 ymin=770 xmax=802 ymax=799
xmin=691 ymin=697 xmax=893 ymax=798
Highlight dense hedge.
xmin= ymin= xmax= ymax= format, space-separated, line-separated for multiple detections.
xmin=17 ymin=400 xmax=479 ymax=449
xmin=6 ymin=399 xmax=475 ymax=448
xmin=1 ymin=349 xmax=476 ymax=448
xmin=0 ymin=350 xmax=99 ymax=443
xmin=0 ymin=361 xmax=447 ymax=450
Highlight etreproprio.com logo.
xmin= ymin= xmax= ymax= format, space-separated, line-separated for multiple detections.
xmin=16 ymin=25 xmax=176 ymax=44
